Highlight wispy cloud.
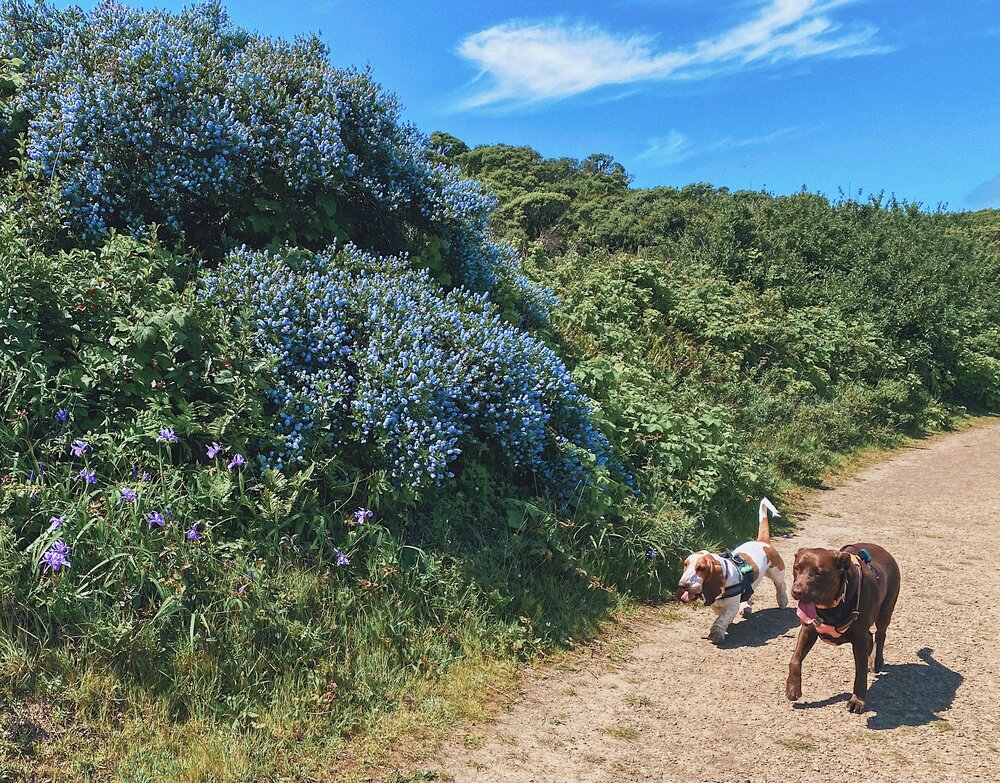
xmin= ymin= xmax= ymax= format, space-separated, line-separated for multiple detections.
xmin=964 ymin=173 xmax=1000 ymax=210
xmin=457 ymin=0 xmax=891 ymax=109
xmin=636 ymin=126 xmax=800 ymax=166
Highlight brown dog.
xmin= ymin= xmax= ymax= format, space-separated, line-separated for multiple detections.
xmin=786 ymin=543 xmax=900 ymax=713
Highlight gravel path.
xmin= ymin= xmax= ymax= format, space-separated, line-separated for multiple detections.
xmin=427 ymin=421 xmax=1000 ymax=782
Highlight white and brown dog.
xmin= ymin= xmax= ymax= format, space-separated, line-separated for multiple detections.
xmin=676 ymin=498 xmax=789 ymax=643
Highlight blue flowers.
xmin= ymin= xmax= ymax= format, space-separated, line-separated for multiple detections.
xmin=185 ymin=522 xmax=201 ymax=541
xmin=119 ymin=487 xmax=138 ymax=503
xmin=207 ymin=245 xmax=610 ymax=500
xmin=48 ymin=516 xmax=64 ymax=531
xmin=227 ymin=454 xmax=247 ymax=470
xmin=147 ymin=510 xmax=167 ymax=529
xmin=71 ymin=440 xmax=90 ymax=458
xmin=41 ymin=540 xmax=71 ymax=573
xmin=334 ymin=549 xmax=349 ymax=567
xmin=206 ymin=442 xmax=224 ymax=459
xmin=75 ymin=468 xmax=97 ymax=485
xmin=353 ymin=507 xmax=372 ymax=525
xmin=55 ymin=408 xmax=69 ymax=423
xmin=157 ymin=427 xmax=178 ymax=444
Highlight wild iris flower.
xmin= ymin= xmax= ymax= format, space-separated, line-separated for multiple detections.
xmin=147 ymin=510 xmax=166 ymax=528
xmin=354 ymin=507 xmax=373 ymax=525
xmin=119 ymin=487 xmax=138 ymax=503
xmin=186 ymin=522 xmax=201 ymax=541
xmin=334 ymin=549 xmax=349 ymax=567
xmin=207 ymin=442 xmax=224 ymax=458
xmin=55 ymin=409 xmax=69 ymax=423
xmin=70 ymin=440 xmax=90 ymax=457
xmin=48 ymin=516 xmax=64 ymax=531
xmin=41 ymin=540 xmax=71 ymax=573
xmin=157 ymin=427 xmax=178 ymax=444
xmin=75 ymin=468 xmax=97 ymax=484
xmin=227 ymin=454 xmax=247 ymax=470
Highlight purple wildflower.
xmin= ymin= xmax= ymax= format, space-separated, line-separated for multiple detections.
xmin=353 ymin=507 xmax=373 ymax=525
xmin=70 ymin=440 xmax=90 ymax=458
xmin=185 ymin=522 xmax=201 ymax=541
xmin=227 ymin=454 xmax=247 ymax=470
xmin=131 ymin=464 xmax=139 ymax=477
xmin=156 ymin=427 xmax=178 ymax=444
xmin=55 ymin=409 xmax=69 ymax=423
xmin=206 ymin=442 xmax=225 ymax=458
xmin=645 ymin=549 xmax=655 ymax=559
xmin=147 ymin=510 xmax=166 ymax=529
xmin=141 ymin=472 xmax=152 ymax=482
xmin=48 ymin=516 xmax=64 ymax=531
xmin=75 ymin=467 xmax=97 ymax=485
xmin=237 ymin=569 xmax=254 ymax=595
xmin=334 ymin=549 xmax=350 ymax=567
xmin=119 ymin=487 xmax=138 ymax=503
xmin=41 ymin=540 xmax=71 ymax=573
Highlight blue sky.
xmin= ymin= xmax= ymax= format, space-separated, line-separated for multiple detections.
xmin=61 ymin=1 xmax=1000 ymax=210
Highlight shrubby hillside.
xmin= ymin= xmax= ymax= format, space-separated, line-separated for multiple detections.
xmin=435 ymin=137 xmax=1000 ymax=498
xmin=1 ymin=3 xmax=998 ymax=779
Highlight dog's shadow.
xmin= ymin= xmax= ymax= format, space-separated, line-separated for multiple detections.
xmin=865 ymin=647 xmax=962 ymax=730
xmin=793 ymin=648 xmax=962 ymax=729
xmin=719 ymin=607 xmax=800 ymax=648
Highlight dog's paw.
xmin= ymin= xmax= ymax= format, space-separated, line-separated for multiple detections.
xmin=741 ymin=605 xmax=753 ymax=618
xmin=708 ymin=629 xmax=726 ymax=644
xmin=847 ymin=695 xmax=866 ymax=714
xmin=777 ymin=594 xmax=789 ymax=610
xmin=786 ymin=680 xmax=802 ymax=701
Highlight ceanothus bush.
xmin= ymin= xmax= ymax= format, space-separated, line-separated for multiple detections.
xmin=0 ymin=0 xmax=548 ymax=320
xmin=205 ymin=245 xmax=610 ymax=500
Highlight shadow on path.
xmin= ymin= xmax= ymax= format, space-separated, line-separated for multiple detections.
xmin=720 ymin=607 xmax=799 ymax=648
xmin=791 ymin=647 xmax=962 ymax=728
xmin=866 ymin=647 xmax=962 ymax=730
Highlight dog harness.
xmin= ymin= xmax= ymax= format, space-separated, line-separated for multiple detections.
xmin=797 ymin=547 xmax=877 ymax=645
xmin=719 ymin=551 xmax=755 ymax=603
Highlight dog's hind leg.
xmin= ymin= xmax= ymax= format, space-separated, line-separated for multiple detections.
xmin=767 ymin=566 xmax=789 ymax=609
xmin=871 ymin=583 xmax=899 ymax=673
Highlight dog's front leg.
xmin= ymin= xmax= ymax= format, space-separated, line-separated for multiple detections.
xmin=847 ymin=636 xmax=869 ymax=713
xmin=786 ymin=623 xmax=817 ymax=701
xmin=707 ymin=597 xmax=740 ymax=643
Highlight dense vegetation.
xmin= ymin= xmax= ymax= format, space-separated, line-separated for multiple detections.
xmin=2 ymin=3 xmax=998 ymax=780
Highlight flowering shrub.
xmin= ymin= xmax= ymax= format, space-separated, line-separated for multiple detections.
xmin=0 ymin=0 xmax=548 ymax=322
xmin=206 ymin=245 xmax=611 ymax=500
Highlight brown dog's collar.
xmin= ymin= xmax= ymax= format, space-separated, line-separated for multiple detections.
xmin=813 ymin=555 xmax=864 ymax=641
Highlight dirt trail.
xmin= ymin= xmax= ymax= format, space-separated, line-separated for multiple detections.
xmin=426 ymin=421 xmax=1000 ymax=783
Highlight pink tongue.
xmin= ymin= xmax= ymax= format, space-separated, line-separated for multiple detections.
xmin=681 ymin=591 xmax=693 ymax=604
xmin=797 ymin=602 xmax=817 ymax=623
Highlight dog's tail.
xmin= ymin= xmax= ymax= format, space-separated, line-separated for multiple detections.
xmin=757 ymin=497 xmax=780 ymax=543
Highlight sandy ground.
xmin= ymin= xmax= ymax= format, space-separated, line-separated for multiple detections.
xmin=424 ymin=421 xmax=1000 ymax=783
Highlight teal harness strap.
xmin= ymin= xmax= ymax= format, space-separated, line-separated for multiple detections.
xmin=720 ymin=552 xmax=755 ymax=602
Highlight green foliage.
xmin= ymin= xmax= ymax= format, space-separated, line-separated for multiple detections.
xmin=2 ymin=37 xmax=999 ymax=778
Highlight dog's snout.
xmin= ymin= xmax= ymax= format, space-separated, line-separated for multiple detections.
xmin=791 ymin=585 xmax=803 ymax=599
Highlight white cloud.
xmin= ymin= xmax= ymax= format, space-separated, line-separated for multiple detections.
xmin=964 ymin=173 xmax=1000 ymax=210
xmin=636 ymin=130 xmax=692 ymax=165
xmin=457 ymin=0 xmax=891 ymax=108
xmin=636 ymin=126 xmax=800 ymax=167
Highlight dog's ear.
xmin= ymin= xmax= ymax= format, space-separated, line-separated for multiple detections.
xmin=701 ymin=557 xmax=725 ymax=606
xmin=837 ymin=551 xmax=854 ymax=571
